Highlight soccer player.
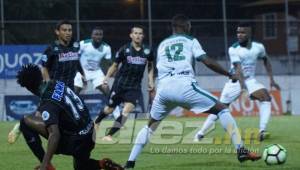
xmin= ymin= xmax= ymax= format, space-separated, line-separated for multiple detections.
xmin=74 ymin=27 xmax=111 ymax=95
xmin=8 ymin=20 xmax=84 ymax=144
xmin=16 ymin=64 xmax=123 ymax=170
xmin=124 ymin=15 xmax=261 ymax=169
xmin=94 ymin=25 xmax=154 ymax=141
xmin=194 ymin=22 xmax=280 ymax=142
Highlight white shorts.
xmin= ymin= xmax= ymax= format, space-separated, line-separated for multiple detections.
xmin=220 ymin=77 xmax=266 ymax=104
xmin=74 ymin=69 xmax=105 ymax=89
xmin=150 ymin=76 xmax=217 ymax=121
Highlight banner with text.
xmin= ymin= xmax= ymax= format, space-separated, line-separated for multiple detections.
xmin=0 ymin=45 xmax=47 ymax=79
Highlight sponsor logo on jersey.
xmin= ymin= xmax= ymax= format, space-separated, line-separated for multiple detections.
xmin=125 ymin=48 xmax=130 ymax=53
xmin=54 ymin=47 xmax=59 ymax=51
xmin=58 ymin=51 xmax=79 ymax=62
xmin=51 ymin=81 xmax=65 ymax=101
xmin=42 ymin=111 xmax=50 ymax=121
xmin=127 ymin=56 xmax=147 ymax=65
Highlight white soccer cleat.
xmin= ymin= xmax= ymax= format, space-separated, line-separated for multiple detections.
xmin=8 ymin=122 xmax=21 ymax=144
xmin=193 ymin=133 xmax=204 ymax=142
xmin=102 ymin=135 xmax=113 ymax=142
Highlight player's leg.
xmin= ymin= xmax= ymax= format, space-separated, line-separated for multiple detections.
xmin=194 ymin=80 xmax=241 ymax=141
xmin=19 ymin=114 xmax=48 ymax=163
xmin=74 ymin=72 xmax=84 ymax=94
xmin=247 ymin=78 xmax=271 ymax=141
xmin=190 ymin=82 xmax=260 ymax=162
xmin=103 ymin=102 xmax=134 ymax=141
xmin=94 ymin=89 xmax=121 ymax=124
xmin=250 ymin=88 xmax=271 ymax=141
xmin=125 ymin=89 xmax=172 ymax=169
xmin=8 ymin=109 xmax=43 ymax=144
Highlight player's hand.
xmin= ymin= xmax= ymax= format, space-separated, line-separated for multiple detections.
xmin=103 ymin=77 xmax=109 ymax=85
xmin=229 ymin=73 xmax=238 ymax=82
xmin=271 ymin=80 xmax=281 ymax=90
xmin=148 ymin=81 xmax=154 ymax=91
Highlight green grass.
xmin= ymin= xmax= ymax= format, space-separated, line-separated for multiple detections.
xmin=1 ymin=116 xmax=300 ymax=170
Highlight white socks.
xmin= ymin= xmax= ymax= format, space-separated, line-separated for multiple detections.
xmin=218 ymin=109 xmax=243 ymax=149
xmin=196 ymin=114 xmax=218 ymax=136
xmin=128 ymin=126 xmax=153 ymax=161
xmin=259 ymin=101 xmax=271 ymax=132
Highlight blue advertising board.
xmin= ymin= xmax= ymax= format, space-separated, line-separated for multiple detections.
xmin=0 ymin=45 xmax=47 ymax=79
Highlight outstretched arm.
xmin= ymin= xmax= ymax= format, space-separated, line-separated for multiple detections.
xmin=233 ymin=63 xmax=246 ymax=90
xmin=103 ymin=62 xmax=119 ymax=84
xmin=263 ymin=57 xmax=280 ymax=90
xmin=201 ymin=56 xmax=232 ymax=78
xmin=40 ymin=124 xmax=60 ymax=170
xmin=148 ymin=61 xmax=154 ymax=91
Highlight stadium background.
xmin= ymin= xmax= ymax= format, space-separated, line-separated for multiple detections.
xmin=0 ymin=0 xmax=300 ymax=120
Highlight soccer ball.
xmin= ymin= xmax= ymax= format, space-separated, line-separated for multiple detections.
xmin=262 ymin=144 xmax=287 ymax=165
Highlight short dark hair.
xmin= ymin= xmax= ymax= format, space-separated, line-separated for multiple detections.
xmin=237 ymin=22 xmax=252 ymax=28
xmin=172 ymin=14 xmax=190 ymax=28
xmin=131 ymin=25 xmax=144 ymax=33
xmin=17 ymin=64 xmax=43 ymax=94
xmin=56 ymin=20 xmax=72 ymax=30
xmin=92 ymin=26 xmax=103 ymax=32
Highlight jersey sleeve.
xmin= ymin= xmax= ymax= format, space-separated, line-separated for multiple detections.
xmin=104 ymin=45 xmax=112 ymax=60
xmin=114 ymin=46 xmax=125 ymax=63
xmin=41 ymin=45 xmax=54 ymax=70
xmin=258 ymin=43 xmax=267 ymax=59
xmin=228 ymin=47 xmax=241 ymax=64
xmin=192 ymin=38 xmax=207 ymax=61
xmin=79 ymin=40 xmax=85 ymax=55
xmin=39 ymin=101 xmax=63 ymax=127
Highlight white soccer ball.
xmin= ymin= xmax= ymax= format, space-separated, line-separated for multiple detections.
xmin=262 ymin=144 xmax=287 ymax=165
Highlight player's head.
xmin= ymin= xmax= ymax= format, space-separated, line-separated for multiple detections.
xmin=17 ymin=64 xmax=43 ymax=96
xmin=172 ymin=14 xmax=191 ymax=34
xmin=130 ymin=25 xmax=144 ymax=45
xmin=91 ymin=27 xmax=104 ymax=44
xmin=55 ymin=20 xmax=73 ymax=44
xmin=237 ymin=22 xmax=252 ymax=44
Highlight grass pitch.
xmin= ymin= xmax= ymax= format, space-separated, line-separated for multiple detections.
xmin=0 ymin=116 xmax=300 ymax=170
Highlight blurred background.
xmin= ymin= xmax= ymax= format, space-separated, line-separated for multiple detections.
xmin=0 ymin=0 xmax=299 ymax=120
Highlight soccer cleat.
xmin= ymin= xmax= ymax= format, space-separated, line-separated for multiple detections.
xmin=237 ymin=147 xmax=261 ymax=162
xmin=124 ymin=161 xmax=135 ymax=169
xmin=102 ymin=135 xmax=113 ymax=142
xmin=259 ymin=130 xmax=270 ymax=141
xmin=8 ymin=122 xmax=21 ymax=144
xmin=193 ymin=133 xmax=204 ymax=142
xmin=99 ymin=158 xmax=124 ymax=170
xmin=34 ymin=164 xmax=56 ymax=170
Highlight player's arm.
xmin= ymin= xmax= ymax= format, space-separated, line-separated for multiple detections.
xmin=148 ymin=61 xmax=154 ymax=91
xmin=262 ymin=56 xmax=280 ymax=90
xmin=40 ymin=124 xmax=60 ymax=170
xmin=201 ymin=56 xmax=232 ymax=78
xmin=233 ymin=62 xmax=246 ymax=90
xmin=103 ymin=62 xmax=118 ymax=84
xmin=41 ymin=46 xmax=53 ymax=81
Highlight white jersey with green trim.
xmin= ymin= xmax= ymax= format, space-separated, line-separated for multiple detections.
xmin=229 ymin=41 xmax=266 ymax=78
xmin=79 ymin=39 xmax=111 ymax=71
xmin=156 ymin=34 xmax=206 ymax=80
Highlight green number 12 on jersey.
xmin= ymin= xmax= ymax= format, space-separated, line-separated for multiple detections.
xmin=165 ymin=43 xmax=185 ymax=62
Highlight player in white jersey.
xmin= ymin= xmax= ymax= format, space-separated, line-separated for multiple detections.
xmin=124 ymin=15 xmax=261 ymax=169
xmin=74 ymin=27 xmax=111 ymax=95
xmin=195 ymin=22 xmax=280 ymax=142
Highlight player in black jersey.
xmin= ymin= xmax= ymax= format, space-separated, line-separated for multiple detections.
xmin=8 ymin=20 xmax=85 ymax=144
xmin=94 ymin=26 xmax=154 ymax=141
xmin=41 ymin=20 xmax=84 ymax=90
xmin=16 ymin=64 xmax=123 ymax=170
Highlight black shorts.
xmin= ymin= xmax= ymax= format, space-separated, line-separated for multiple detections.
xmin=108 ymin=87 xmax=140 ymax=108
xmin=56 ymin=132 xmax=95 ymax=157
